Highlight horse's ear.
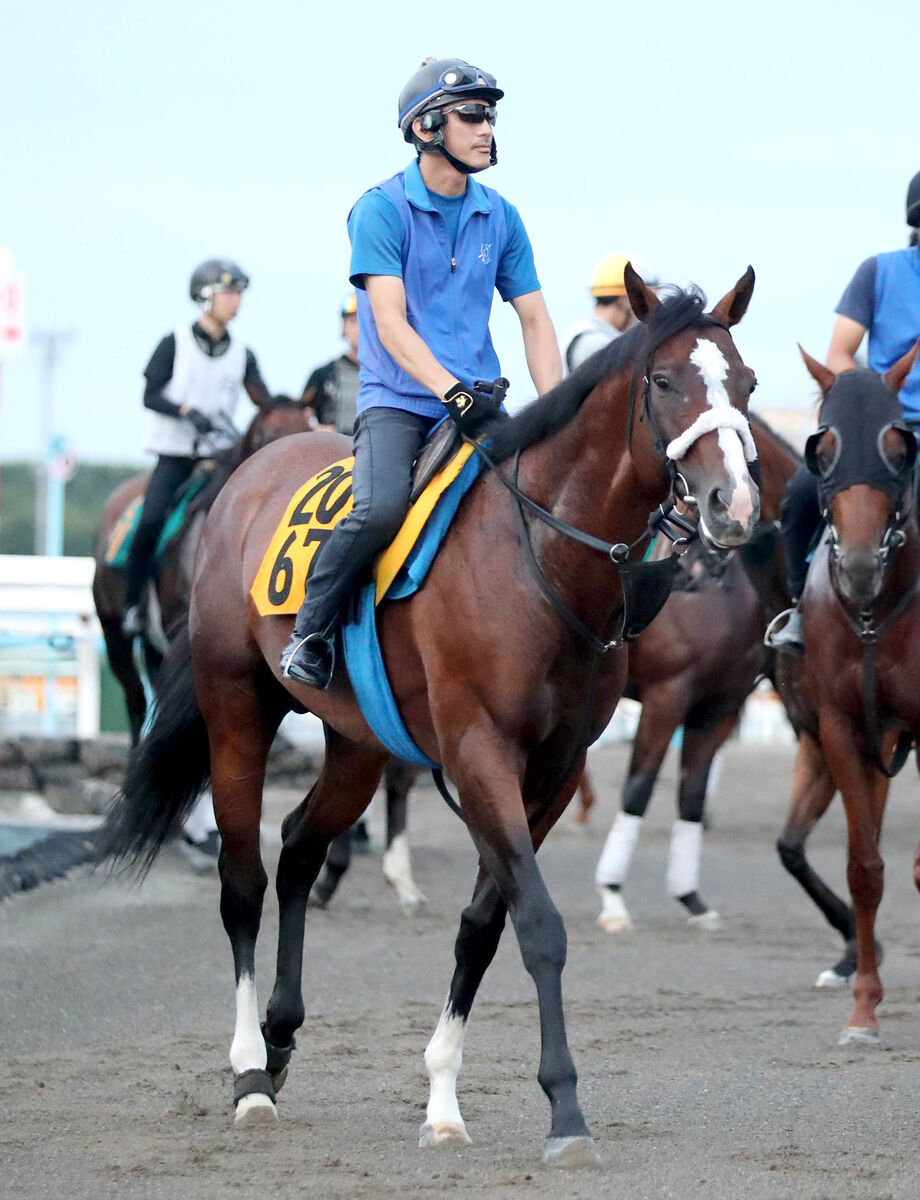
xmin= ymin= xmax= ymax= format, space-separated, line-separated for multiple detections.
xmin=710 ymin=266 xmax=755 ymax=328
xmin=798 ymin=344 xmax=836 ymax=395
xmin=624 ymin=261 xmax=659 ymax=324
xmin=883 ymin=340 xmax=920 ymax=394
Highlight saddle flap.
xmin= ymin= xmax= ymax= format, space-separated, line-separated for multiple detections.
xmin=410 ymin=420 xmax=463 ymax=504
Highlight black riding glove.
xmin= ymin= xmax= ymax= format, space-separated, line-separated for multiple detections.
xmin=187 ymin=408 xmax=215 ymax=435
xmin=442 ymin=378 xmax=507 ymax=436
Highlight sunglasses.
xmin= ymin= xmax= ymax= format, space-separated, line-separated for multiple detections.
xmin=447 ymin=102 xmax=497 ymax=125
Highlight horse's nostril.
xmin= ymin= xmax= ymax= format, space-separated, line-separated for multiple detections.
xmin=709 ymin=487 xmax=726 ymax=514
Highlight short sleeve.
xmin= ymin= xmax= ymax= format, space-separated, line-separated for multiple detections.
xmin=835 ymin=257 xmax=877 ymax=329
xmin=495 ymin=199 xmax=541 ymax=302
xmin=347 ymin=191 xmax=405 ymax=288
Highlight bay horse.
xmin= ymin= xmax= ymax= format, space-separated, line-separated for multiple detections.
xmin=595 ymin=414 xmax=800 ymax=933
xmin=98 ymin=268 xmax=760 ymax=1166
xmin=775 ymin=344 xmax=920 ymax=1044
xmin=92 ymin=396 xmax=310 ymax=742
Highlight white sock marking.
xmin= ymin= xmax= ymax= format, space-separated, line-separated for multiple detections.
xmin=666 ymin=819 xmax=703 ymax=898
xmin=382 ymin=832 xmax=427 ymax=911
xmin=229 ymin=973 xmax=267 ymax=1075
xmin=595 ymin=811 xmax=643 ymax=886
xmin=424 ymin=1005 xmax=467 ymax=1131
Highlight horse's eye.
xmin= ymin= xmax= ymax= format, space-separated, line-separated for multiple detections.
xmin=750 ymin=376 xmax=758 ymax=394
xmin=652 ymin=374 xmax=670 ymax=391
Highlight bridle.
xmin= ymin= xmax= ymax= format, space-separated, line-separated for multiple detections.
xmin=812 ymin=423 xmax=920 ymax=777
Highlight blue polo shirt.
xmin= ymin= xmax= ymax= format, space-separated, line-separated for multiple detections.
xmin=347 ymin=160 xmax=541 ymax=418
xmin=836 ymin=247 xmax=920 ymax=421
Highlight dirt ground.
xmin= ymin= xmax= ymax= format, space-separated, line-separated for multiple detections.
xmin=3 ymin=741 xmax=920 ymax=1200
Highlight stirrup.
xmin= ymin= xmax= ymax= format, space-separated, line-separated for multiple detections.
xmin=764 ymin=606 xmax=804 ymax=653
xmin=280 ymin=631 xmax=335 ymax=689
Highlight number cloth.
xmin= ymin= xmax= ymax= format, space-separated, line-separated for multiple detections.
xmin=250 ymin=442 xmax=477 ymax=617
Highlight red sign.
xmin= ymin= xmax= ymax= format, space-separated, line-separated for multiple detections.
xmin=0 ymin=255 xmax=25 ymax=357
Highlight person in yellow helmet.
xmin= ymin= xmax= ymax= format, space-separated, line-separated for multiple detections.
xmin=561 ymin=253 xmax=658 ymax=374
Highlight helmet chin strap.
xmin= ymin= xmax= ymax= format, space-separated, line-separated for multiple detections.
xmin=418 ymin=130 xmax=497 ymax=174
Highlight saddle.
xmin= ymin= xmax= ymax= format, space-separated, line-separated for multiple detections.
xmin=410 ymin=420 xmax=463 ymax=503
xmin=104 ymin=461 xmax=214 ymax=568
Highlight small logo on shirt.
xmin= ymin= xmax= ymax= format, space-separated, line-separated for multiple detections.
xmin=478 ymin=243 xmax=492 ymax=265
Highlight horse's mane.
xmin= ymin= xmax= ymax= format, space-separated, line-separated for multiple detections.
xmin=748 ymin=411 xmax=803 ymax=464
xmin=485 ymin=287 xmax=715 ymax=464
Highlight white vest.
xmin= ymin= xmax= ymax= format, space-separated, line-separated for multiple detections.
xmin=561 ymin=317 xmax=619 ymax=375
xmin=145 ymin=324 xmax=247 ymax=457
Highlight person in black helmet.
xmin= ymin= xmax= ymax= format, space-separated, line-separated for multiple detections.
xmin=281 ymin=56 xmax=561 ymax=688
xmin=300 ymin=294 xmax=361 ymax=435
xmin=121 ymin=259 xmax=270 ymax=637
xmin=770 ymin=171 xmax=920 ymax=652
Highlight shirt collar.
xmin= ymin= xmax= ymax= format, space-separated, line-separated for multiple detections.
xmin=404 ymin=159 xmax=492 ymax=215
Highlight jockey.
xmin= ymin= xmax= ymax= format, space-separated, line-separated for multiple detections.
xmin=301 ymin=294 xmax=361 ymax=435
xmin=122 ymin=259 xmax=270 ymax=637
xmin=772 ymin=170 xmax=920 ymax=651
xmin=281 ymin=56 xmax=562 ymax=688
xmin=561 ymin=253 xmax=657 ymax=374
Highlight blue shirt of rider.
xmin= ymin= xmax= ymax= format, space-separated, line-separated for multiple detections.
xmin=836 ymin=247 xmax=920 ymax=422
xmin=347 ymin=159 xmax=540 ymax=420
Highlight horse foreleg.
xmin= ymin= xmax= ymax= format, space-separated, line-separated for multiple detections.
xmin=669 ymin=711 xmax=738 ymax=930
xmin=443 ymin=733 xmax=597 ymax=1166
xmin=821 ymin=715 xmax=889 ymax=1045
xmin=595 ymin=690 xmax=683 ymax=933
xmin=776 ymin=731 xmax=857 ymax=988
xmin=263 ymin=731 xmax=388 ymax=1065
xmin=422 ymin=866 xmax=505 ymax=1149
xmin=381 ymin=758 xmax=426 ymax=914
xmin=571 ymin=768 xmax=597 ymax=826
xmin=99 ymin=617 xmax=148 ymax=744
xmin=310 ymin=830 xmax=352 ymax=908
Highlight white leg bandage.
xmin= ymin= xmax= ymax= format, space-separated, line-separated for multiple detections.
xmin=595 ymin=812 xmax=643 ymax=887
xmin=666 ymin=819 xmax=703 ymax=898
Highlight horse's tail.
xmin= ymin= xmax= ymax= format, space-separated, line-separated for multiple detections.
xmin=96 ymin=623 xmax=210 ymax=876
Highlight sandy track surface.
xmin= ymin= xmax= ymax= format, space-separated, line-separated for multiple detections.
xmin=2 ymin=742 xmax=920 ymax=1199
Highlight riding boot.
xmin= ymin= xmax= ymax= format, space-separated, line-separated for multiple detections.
xmin=765 ymin=601 xmax=804 ymax=653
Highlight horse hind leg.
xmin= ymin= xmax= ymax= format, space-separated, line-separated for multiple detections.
xmin=381 ymin=758 xmax=426 ymax=914
xmin=262 ymin=730 xmax=388 ymax=1064
xmin=198 ymin=657 xmax=287 ymax=1128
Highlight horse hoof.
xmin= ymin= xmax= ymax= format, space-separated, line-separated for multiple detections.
xmin=419 ymin=1121 xmax=472 ymax=1148
xmin=234 ymin=1093 xmax=278 ymax=1127
xmin=596 ymin=889 xmax=633 ymax=933
xmin=838 ymin=1026 xmax=880 ymax=1047
xmin=270 ymin=1065 xmax=288 ymax=1092
xmin=542 ymin=1135 xmax=602 ymax=1168
xmin=687 ymin=909 xmax=722 ymax=931
xmin=816 ymin=968 xmax=852 ymax=990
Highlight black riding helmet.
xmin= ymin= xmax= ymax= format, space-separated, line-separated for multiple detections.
xmin=189 ymin=259 xmax=250 ymax=304
xmin=907 ymin=171 xmax=920 ymax=228
xmin=398 ymin=57 xmax=503 ymax=175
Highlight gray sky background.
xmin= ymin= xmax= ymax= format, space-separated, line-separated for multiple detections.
xmin=1 ymin=0 xmax=916 ymax=463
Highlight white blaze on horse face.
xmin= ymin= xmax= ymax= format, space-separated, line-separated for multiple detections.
xmin=230 ymin=973 xmax=267 ymax=1075
xmin=690 ymin=338 xmax=754 ymax=527
xmin=421 ymin=1004 xmax=471 ymax=1144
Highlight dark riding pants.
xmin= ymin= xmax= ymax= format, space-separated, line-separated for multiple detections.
xmin=124 ymin=455 xmax=196 ymax=607
xmin=293 ymin=407 xmax=437 ymax=638
xmin=779 ymin=462 xmax=821 ymax=601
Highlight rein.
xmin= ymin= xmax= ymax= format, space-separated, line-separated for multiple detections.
xmin=824 ymin=487 xmax=920 ymax=777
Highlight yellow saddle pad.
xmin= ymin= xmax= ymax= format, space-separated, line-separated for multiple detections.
xmin=250 ymin=444 xmax=475 ymax=617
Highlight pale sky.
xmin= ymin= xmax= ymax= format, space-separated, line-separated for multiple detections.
xmin=1 ymin=0 xmax=916 ymax=463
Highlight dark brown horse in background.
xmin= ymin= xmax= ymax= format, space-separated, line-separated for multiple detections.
xmin=93 ymin=397 xmax=310 ymax=742
xmin=594 ymin=414 xmax=799 ymax=932
xmin=99 ymin=269 xmax=760 ymax=1166
xmin=775 ymin=345 xmax=920 ymax=1043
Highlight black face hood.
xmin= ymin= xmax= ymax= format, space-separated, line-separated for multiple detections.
xmin=805 ymin=369 xmax=917 ymax=509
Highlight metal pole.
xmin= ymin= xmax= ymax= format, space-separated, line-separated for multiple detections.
xmin=31 ymin=329 xmax=74 ymax=555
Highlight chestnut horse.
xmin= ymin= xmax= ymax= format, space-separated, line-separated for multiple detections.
xmin=93 ymin=396 xmax=310 ymax=742
xmin=99 ymin=270 xmax=759 ymax=1166
xmin=775 ymin=345 xmax=920 ymax=1043
xmin=595 ymin=414 xmax=799 ymax=933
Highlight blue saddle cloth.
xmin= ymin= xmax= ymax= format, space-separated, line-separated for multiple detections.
xmin=342 ymin=452 xmax=483 ymax=767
